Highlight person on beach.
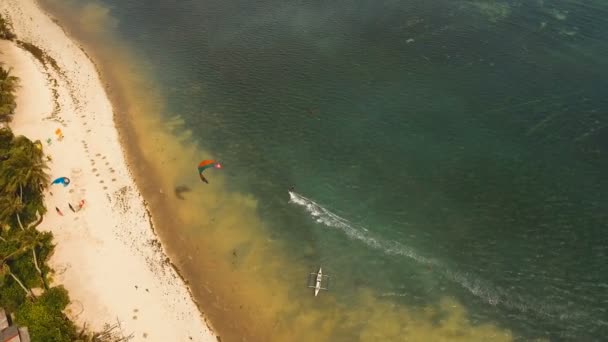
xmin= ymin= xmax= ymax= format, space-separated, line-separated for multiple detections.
xmin=55 ymin=207 xmax=63 ymax=216
xmin=78 ymin=199 xmax=85 ymax=210
xmin=68 ymin=203 xmax=75 ymax=213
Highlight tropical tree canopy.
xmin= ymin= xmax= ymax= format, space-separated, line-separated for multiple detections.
xmin=0 ymin=66 xmax=18 ymax=122
xmin=0 ymin=131 xmax=49 ymax=226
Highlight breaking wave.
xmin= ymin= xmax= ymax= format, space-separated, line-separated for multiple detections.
xmin=288 ymin=191 xmax=592 ymax=325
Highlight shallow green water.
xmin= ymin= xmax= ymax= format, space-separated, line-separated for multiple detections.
xmin=46 ymin=0 xmax=608 ymax=339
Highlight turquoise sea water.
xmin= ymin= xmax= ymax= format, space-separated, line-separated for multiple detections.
xmin=49 ymin=0 xmax=607 ymax=340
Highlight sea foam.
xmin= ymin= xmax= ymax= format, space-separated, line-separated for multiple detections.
xmin=288 ymin=191 xmax=590 ymax=325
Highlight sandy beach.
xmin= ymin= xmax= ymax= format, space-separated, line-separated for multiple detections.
xmin=0 ymin=1 xmax=216 ymax=340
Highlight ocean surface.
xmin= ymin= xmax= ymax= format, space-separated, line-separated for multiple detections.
xmin=42 ymin=0 xmax=607 ymax=340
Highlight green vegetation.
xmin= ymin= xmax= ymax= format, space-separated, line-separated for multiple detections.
xmin=0 ymin=128 xmax=49 ymax=224
xmin=0 ymin=66 xmax=18 ymax=123
xmin=0 ymin=60 xmax=123 ymax=341
xmin=14 ymin=287 xmax=77 ymax=341
xmin=0 ymin=15 xmax=16 ymax=41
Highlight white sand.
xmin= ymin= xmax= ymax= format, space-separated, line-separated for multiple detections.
xmin=0 ymin=1 xmax=216 ymax=341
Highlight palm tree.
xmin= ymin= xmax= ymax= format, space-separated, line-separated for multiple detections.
xmin=0 ymin=127 xmax=52 ymax=298
xmin=0 ymin=136 xmax=49 ymax=203
xmin=0 ymin=194 xmax=24 ymax=227
xmin=0 ymin=127 xmax=14 ymax=151
xmin=0 ymin=226 xmax=50 ymax=296
xmin=14 ymin=136 xmax=49 ymax=187
xmin=0 ymin=234 xmax=29 ymax=264
xmin=1 ymin=138 xmax=49 ymax=294
xmin=1 ymin=133 xmax=51 ymax=292
xmin=21 ymin=227 xmax=48 ymax=289
xmin=0 ymin=230 xmax=38 ymax=297
xmin=0 ymin=263 xmax=32 ymax=297
xmin=0 ymin=66 xmax=19 ymax=123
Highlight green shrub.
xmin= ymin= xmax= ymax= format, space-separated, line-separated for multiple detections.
xmin=15 ymin=286 xmax=77 ymax=342
xmin=0 ymin=279 xmax=27 ymax=312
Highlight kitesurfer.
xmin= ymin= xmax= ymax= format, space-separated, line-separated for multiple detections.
xmin=307 ymin=108 xmax=319 ymax=116
xmin=289 ymin=186 xmax=295 ymax=192
xmin=199 ymin=173 xmax=209 ymax=184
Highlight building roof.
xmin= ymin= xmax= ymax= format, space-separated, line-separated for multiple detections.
xmin=0 ymin=309 xmax=8 ymax=331
xmin=17 ymin=328 xmax=29 ymax=342
xmin=0 ymin=308 xmax=29 ymax=342
xmin=0 ymin=325 xmax=20 ymax=342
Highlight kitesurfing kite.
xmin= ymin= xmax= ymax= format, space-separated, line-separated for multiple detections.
xmin=51 ymin=177 xmax=70 ymax=187
xmin=197 ymin=159 xmax=222 ymax=184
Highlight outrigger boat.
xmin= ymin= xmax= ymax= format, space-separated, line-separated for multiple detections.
xmin=307 ymin=267 xmax=330 ymax=296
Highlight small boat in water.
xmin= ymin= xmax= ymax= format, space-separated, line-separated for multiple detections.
xmin=314 ymin=267 xmax=323 ymax=296
xmin=307 ymin=267 xmax=330 ymax=297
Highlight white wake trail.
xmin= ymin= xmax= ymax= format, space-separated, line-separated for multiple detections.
xmin=288 ymin=191 xmax=589 ymax=323
xmin=289 ymin=191 xmax=438 ymax=265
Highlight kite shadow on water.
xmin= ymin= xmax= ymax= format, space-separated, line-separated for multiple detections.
xmin=174 ymin=185 xmax=191 ymax=200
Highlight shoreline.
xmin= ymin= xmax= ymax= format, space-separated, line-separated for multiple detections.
xmin=30 ymin=0 xmax=222 ymax=333
xmin=0 ymin=1 xmax=217 ymax=340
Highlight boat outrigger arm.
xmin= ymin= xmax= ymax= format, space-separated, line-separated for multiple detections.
xmin=307 ymin=267 xmax=330 ymax=297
